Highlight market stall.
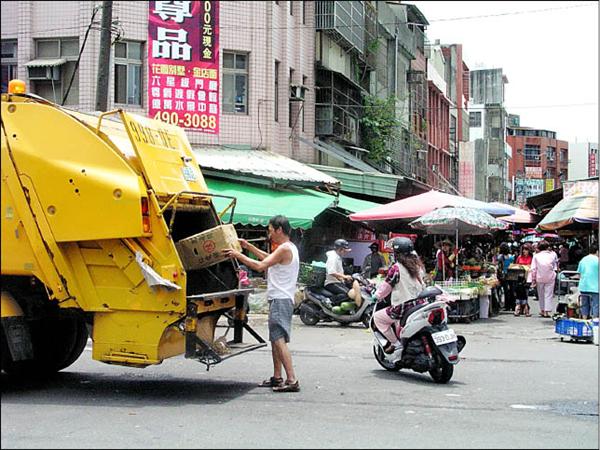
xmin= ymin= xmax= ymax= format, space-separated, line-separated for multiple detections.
xmin=409 ymin=207 xmax=507 ymax=322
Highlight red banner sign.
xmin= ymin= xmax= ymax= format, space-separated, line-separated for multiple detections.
xmin=148 ymin=1 xmax=219 ymax=134
xmin=589 ymin=147 xmax=597 ymax=177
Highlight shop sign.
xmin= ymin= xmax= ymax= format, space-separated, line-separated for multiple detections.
xmin=589 ymin=147 xmax=598 ymax=177
xmin=544 ymin=178 xmax=555 ymax=192
xmin=514 ymin=178 xmax=544 ymax=203
xmin=459 ymin=161 xmax=475 ymax=198
xmin=525 ymin=166 xmax=542 ymax=179
xmin=563 ymin=180 xmax=598 ymax=198
xmin=148 ymin=1 xmax=220 ymax=134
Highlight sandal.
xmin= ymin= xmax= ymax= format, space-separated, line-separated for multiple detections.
xmin=258 ymin=376 xmax=283 ymax=388
xmin=273 ymin=380 xmax=300 ymax=393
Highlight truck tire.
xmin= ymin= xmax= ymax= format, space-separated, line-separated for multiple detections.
xmin=1 ymin=316 xmax=88 ymax=377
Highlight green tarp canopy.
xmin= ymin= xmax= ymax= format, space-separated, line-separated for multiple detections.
xmin=206 ymin=179 xmax=381 ymax=230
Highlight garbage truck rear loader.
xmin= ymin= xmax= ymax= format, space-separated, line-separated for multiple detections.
xmin=1 ymin=87 xmax=265 ymax=377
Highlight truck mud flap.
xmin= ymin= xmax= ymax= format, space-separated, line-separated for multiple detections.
xmin=185 ymin=288 xmax=266 ymax=370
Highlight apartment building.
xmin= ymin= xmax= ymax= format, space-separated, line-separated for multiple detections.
xmin=1 ymin=1 xmax=316 ymax=162
xmin=467 ymin=67 xmax=511 ymax=202
xmin=569 ymin=142 xmax=598 ymax=181
xmin=506 ymin=125 xmax=569 ymax=204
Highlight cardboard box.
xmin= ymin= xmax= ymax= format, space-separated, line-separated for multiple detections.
xmin=175 ymin=224 xmax=241 ymax=270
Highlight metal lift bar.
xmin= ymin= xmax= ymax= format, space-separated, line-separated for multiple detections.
xmin=185 ymin=288 xmax=266 ymax=370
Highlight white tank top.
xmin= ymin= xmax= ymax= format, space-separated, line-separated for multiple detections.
xmin=267 ymin=241 xmax=300 ymax=300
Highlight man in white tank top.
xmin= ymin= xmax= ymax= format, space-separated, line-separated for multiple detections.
xmin=223 ymin=215 xmax=300 ymax=393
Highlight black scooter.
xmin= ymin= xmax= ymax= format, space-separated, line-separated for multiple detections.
xmin=298 ymin=273 xmax=375 ymax=328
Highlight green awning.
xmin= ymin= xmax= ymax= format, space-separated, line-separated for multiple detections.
xmin=336 ymin=193 xmax=382 ymax=213
xmin=206 ymin=179 xmax=382 ymax=230
xmin=206 ymin=179 xmax=335 ymax=230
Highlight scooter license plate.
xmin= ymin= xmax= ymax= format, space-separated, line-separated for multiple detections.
xmin=432 ymin=329 xmax=457 ymax=345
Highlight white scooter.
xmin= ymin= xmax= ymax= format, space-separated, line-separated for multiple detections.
xmin=371 ymin=286 xmax=466 ymax=383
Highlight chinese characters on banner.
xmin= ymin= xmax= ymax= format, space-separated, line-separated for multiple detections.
xmin=514 ymin=178 xmax=544 ymax=205
xmin=148 ymin=1 xmax=219 ymax=133
xmin=525 ymin=166 xmax=542 ymax=179
xmin=589 ymin=147 xmax=598 ymax=177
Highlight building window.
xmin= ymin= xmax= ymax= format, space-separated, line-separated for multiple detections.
xmin=302 ymin=75 xmax=307 ymax=132
xmin=302 ymin=0 xmax=306 ymax=24
xmin=469 ymin=111 xmax=481 ymax=127
xmin=274 ymin=61 xmax=280 ymax=122
xmin=524 ymin=145 xmax=541 ymax=166
xmin=546 ymin=146 xmax=555 ymax=161
xmin=31 ymin=38 xmax=79 ymax=105
xmin=288 ymin=68 xmax=294 ymax=128
xmin=545 ymin=168 xmax=556 ymax=179
xmin=223 ymin=51 xmax=248 ymax=114
xmin=560 ymin=148 xmax=568 ymax=162
xmin=1 ymin=40 xmax=18 ymax=93
xmin=114 ymin=41 xmax=142 ymax=106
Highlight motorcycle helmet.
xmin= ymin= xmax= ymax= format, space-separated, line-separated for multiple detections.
xmin=333 ymin=238 xmax=350 ymax=250
xmin=390 ymin=237 xmax=414 ymax=255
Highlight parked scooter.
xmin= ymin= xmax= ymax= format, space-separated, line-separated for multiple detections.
xmin=299 ymin=273 xmax=375 ymax=328
xmin=371 ymin=285 xmax=466 ymax=383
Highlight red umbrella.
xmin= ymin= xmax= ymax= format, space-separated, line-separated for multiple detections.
xmin=349 ymin=190 xmax=514 ymax=221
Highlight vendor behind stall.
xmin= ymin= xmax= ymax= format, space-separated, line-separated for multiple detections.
xmin=434 ymin=239 xmax=456 ymax=281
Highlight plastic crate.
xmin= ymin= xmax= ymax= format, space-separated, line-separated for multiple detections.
xmin=555 ymin=318 xmax=593 ymax=338
xmin=307 ymin=267 xmax=326 ymax=286
xmin=298 ymin=262 xmax=328 ymax=286
xmin=297 ymin=263 xmax=313 ymax=285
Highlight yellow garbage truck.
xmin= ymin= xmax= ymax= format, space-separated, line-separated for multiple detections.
xmin=1 ymin=81 xmax=265 ymax=377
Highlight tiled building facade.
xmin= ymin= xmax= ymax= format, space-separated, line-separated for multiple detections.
xmin=1 ymin=1 xmax=316 ymax=162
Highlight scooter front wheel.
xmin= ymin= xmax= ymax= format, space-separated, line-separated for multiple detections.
xmin=429 ymin=356 xmax=454 ymax=383
xmin=373 ymin=345 xmax=400 ymax=372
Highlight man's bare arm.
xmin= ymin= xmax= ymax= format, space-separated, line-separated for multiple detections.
xmin=223 ymin=244 xmax=291 ymax=273
xmin=239 ymin=239 xmax=269 ymax=260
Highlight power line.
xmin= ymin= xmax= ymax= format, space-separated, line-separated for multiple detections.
xmin=1 ymin=2 xmax=594 ymax=43
xmin=313 ymin=102 xmax=598 ymax=111
xmin=426 ymin=2 xmax=597 ymax=23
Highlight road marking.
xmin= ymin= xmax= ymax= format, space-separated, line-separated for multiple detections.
xmin=510 ymin=404 xmax=551 ymax=410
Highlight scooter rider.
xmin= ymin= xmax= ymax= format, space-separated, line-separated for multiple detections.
xmin=325 ymin=239 xmax=360 ymax=306
xmin=373 ymin=237 xmax=426 ymax=354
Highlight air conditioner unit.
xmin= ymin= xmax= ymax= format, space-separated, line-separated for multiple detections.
xmin=28 ymin=65 xmax=60 ymax=81
xmin=289 ymin=85 xmax=307 ymax=101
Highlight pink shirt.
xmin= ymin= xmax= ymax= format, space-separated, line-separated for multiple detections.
xmin=530 ymin=250 xmax=558 ymax=284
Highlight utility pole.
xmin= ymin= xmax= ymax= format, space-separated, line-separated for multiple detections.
xmin=95 ymin=0 xmax=112 ymax=112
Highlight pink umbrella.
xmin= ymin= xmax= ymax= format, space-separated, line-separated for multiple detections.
xmin=349 ymin=190 xmax=514 ymax=221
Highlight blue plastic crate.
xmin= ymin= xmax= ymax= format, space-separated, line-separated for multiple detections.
xmin=555 ymin=318 xmax=593 ymax=338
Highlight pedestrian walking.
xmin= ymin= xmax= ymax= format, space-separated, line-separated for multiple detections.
xmin=576 ymin=244 xmax=599 ymax=319
xmin=497 ymin=243 xmax=515 ymax=311
xmin=530 ymin=240 xmax=558 ymax=318
xmin=223 ymin=215 xmax=301 ymax=392
xmin=514 ymin=244 xmax=533 ymax=317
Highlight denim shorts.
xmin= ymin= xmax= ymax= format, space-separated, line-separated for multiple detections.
xmin=580 ymin=292 xmax=599 ymax=318
xmin=268 ymin=298 xmax=294 ymax=343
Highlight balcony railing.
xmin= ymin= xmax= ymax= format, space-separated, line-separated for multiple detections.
xmin=316 ymin=1 xmax=366 ymax=55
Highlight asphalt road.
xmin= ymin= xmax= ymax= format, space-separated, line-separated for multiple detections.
xmin=1 ymin=300 xmax=598 ymax=449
